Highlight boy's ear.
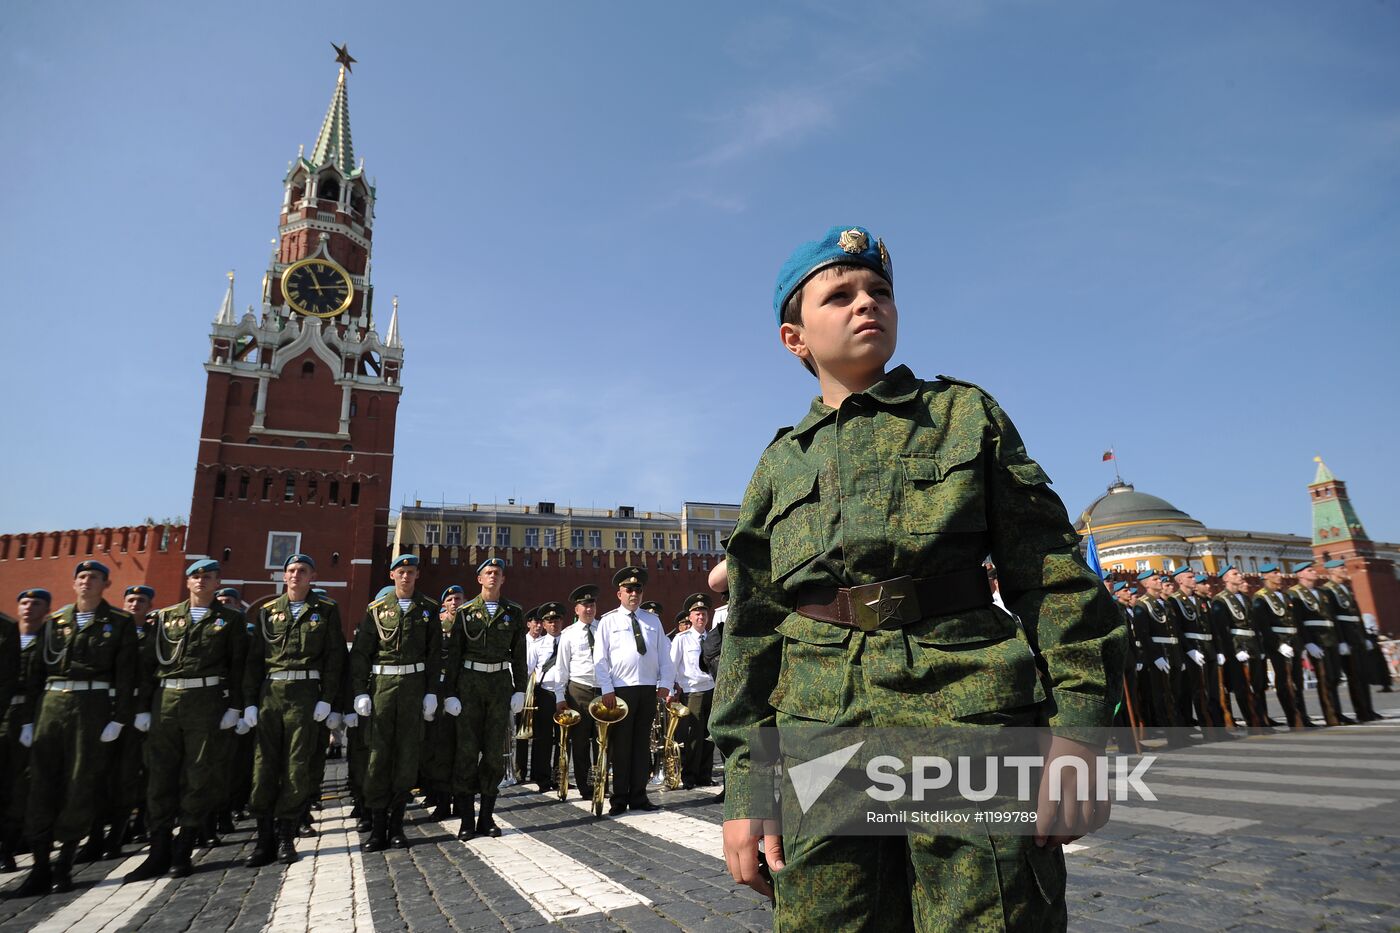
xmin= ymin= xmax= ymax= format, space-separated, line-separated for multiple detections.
xmin=778 ymin=322 xmax=809 ymax=365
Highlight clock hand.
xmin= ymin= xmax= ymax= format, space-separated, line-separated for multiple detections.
xmin=309 ymin=270 xmax=323 ymax=293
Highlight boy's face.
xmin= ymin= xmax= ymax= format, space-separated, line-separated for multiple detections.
xmin=782 ymin=266 xmax=897 ymax=382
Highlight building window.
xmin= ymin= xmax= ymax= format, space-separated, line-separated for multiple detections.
xmin=1135 ymin=560 xmax=1149 ymax=572
xmin=618 ymin=506 xmax=635 ymax=518
xmin=538 ymin=502 xmax=556 ymax=515
xmin=261 ymin=476 xmax=272 ymax=500
xmin=652 ymin=532 xmax=665 ymax=550
xmin=306 ymin=477 xmax=318 ymax=502
xmin=329 ymin=480 xmax=340 ymax=503
xmin=631 ymin=532 xmax=644 ymax=550
xmin=571 ymin=529 xmax=584 ymax=548
xmin=496 ymin=527 xmax=511 ymax=547
xmin=588 ymin=530 xmax=601 ymax=549
xmin=698 ymin=532 xmax=714 ymax=552
xmin=425 ymin=523 xmax=441 ymax=546
xmin=238 ymin=473 xmax=250 ymax=500
xmin=214 ymin=472 xmax=227 ymax=497
xmin=543 ymin=529 xmax=557 ymax=548
xmin=284 ymin=476 xmax=296 ymax=502
xmin=669 ymin=533 xmax=681 ymax=551
xmin=1250 ymin=557 xmax=1259 ymax=572
xmin=446 ymin=524 xmax=462 ymax=547
xmin=524 ymin=528 xmax=539 ymax=548
xmin=265 ymin=531 xmax=301 ymax=569
xmin=615 ymin=532 xmax=628 ymax=550
xmin=478 ymin=526 xmax=492 ymax=546
xmin=349 ymin=395 xmax=358 ymax=417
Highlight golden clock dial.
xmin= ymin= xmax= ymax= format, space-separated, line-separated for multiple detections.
xmin=280 ymin=259 xmax=354 ymax=318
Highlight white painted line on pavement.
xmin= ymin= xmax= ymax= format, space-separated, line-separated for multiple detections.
xmin=1144 ymin=781 xmax=1389 ymax=811
xmin=264 ymin=800 xmax=374 ymax=933
xmin=566 ymin=797 xmax=727 ymax=860
xmin=28 ymin=854 xmax=163 ymax=933
xmin=1148 ymin=766 xmax=1400 ymax=792
xmin=1111 ymin=807 xmax=1258 ymax=835
xmin=442 ymin=810 xmax=651 ymax=923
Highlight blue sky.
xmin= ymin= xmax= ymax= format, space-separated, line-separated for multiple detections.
xmin=2 ymin=1 xmax=1397 ymax=541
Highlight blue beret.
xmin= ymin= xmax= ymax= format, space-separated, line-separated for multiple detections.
xmin=1172 ymin=566 xmax=1193 ymax=577
xmin=1324 ymin=559 xmax=1345 ymax=569
xmin=18 ymin=588 xmax=52 ymax=603
xmin=1218 ymin=564 xmax=1237 ymax=577
xmin=124 ymin=585 xmax=156 ymax=599
xmin=1135 ymin=569 xmax=1157 ymax=581
xmin=376 ymin=585 xmax=396 ymax=600
xmin=1259 ymin=563 xmax=1279 ymax=574
xmin=1194 ymin=574 xmax=1209 ymax=584
xmin=186 ymin=558 xmax=220 ymax=576
xmin=1111 ymin=582 xmax=1128 ymax=592
xmin=214 ymin=587 xmax=240 ymax=599
xmin=283 ymin=553 xmax=315 ymax=570
xmin=773 ymin=225 xmax=892 ymax=324
xmin=477 ymin=557 xmax=505 ymax=574
xmin=1292 ymin=561 xmax=1313 ymax=573
xmin=389 ymin=554 xmax=419 ymax=570
xmin=75 ymin=560 xmax=110 ymax=578
xmin=441 ymin=584 xmax=465 ymax=602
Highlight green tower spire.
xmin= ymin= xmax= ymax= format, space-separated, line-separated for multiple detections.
xmin=310 ymin=60 xmax=355 ymax=175
xmin=1309 ymin=457 xmax=1367 ymax=548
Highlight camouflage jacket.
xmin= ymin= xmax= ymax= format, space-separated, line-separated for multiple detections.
xmin=350 ymin=590 xmax=443 ymax=698
xmin=34 ymin=601 xmax=140 ymax=725
xmin=709 ymin=366 xmax=1125 ymax=820
xmin=450 ymin=595 xmax=528 ymax=694
xmin=242 ymin=592 xmax=345 ymax=707
xmin=145 ymin=599 xmax=250 ymax=712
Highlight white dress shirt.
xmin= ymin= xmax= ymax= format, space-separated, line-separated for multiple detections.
xmin=670 ymin=628 xmax=715 ymax=694
xmin=711 ymin=604 xmax=728 ymax=632
xmin=551 ymin=619 xmax=599 ymax=702
xmin=528 ymin=634 xmax=559 ymax=680
xmin=594 ymin=606 xmax=674 ymax=694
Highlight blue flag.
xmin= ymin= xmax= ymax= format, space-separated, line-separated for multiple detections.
xmin=1085 ymin=530 xmax=1105 ymax=579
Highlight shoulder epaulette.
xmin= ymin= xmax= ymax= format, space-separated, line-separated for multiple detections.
xmin=109 ymin=607 xmax=135 ymax=622
xmin=767 ymin=425 xmax=794 ymax=448
xmin=936 ymin=374 xmax=996 ymax=401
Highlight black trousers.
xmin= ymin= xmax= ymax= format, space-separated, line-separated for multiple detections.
xmin=529 ymin=685 xmax=558 ymax=785
xmin=679 ymin=688 xmax=715 ymax=786
xmin=1269 ymin=651 xmax=1311 ymax=726
xmin=607 ymin=685 xmax=657 ymax=804
xmin=564 ymin=681 xmax=599 ymax=792
xmin=1338 ymin=626 xmax=1376 ymax=718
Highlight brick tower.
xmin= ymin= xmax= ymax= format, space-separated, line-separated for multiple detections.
xmin=184 ymin=48 xmax=402 ymax=632
xmin=1309 ymin=457 xmax=1400 ymax=636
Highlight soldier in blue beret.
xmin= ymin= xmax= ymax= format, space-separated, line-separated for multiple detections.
xmin=0 ymin=588 xmax=50 ymax=871
xmin=713 ymin=226 xmax=1125 ymax=925
xmin=1208 ymin=565 xmax=1267 ymax=730
xmin=12 ymin=561 xmax=138 ymax=896
xmin=241 ymin=553 xmax=344 ymax=868
xmin=1252 ymin=564 xmax=1310 ymax=728
xmin=1320 ymin=560 xmax=1380 ymax=721
xmin=349 ymin=555 xmax=441 ymax=851
xmin=1289 ymin=563 xmax=1347 ymax=725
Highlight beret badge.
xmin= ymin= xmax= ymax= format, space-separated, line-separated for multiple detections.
xmin=838 ymin=228 xmax=869 ymax=254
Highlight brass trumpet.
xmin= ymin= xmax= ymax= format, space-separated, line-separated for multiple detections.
xmin=554 ymin=707 xmax=581 ymax=801
xmin=662 ymin=700 xmax=691 ymax=791
xmin=588 ymin=695 xmax=629 ymax=817
xmin=516 ymin=670 xmax=538 ymax=740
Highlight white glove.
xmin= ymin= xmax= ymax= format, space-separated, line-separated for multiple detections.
xmin=1236 ymin=650 xmax=1250 ymax=663
xmin=354 ymin=694 xmax=372 ymax=717
xmin=100 ymin=721 xmax=123 ymax=743
xmin=1304 ymin=643 xmax=1323 ymax=659
xmin=18 ymin=724 xmax=33 ymax=748
xmin=423 ymin=694 xmax=438 ymax=721
xmin=510 ymin=691 xmax=525 ymax=715
xmin=313 ymin=700 xmax=332 ymax=722
xmin=1279 ymin=644 xmax=1295 ymax=660
xmin=234 ymin=718 xmax=251 ymax=736
xmin=1135 ymin=663 xmax=1143 ymax=672
xmin=133 ymin=712 xmax=152 ymax=733
xmin=343 ymin=712 xmax=359 ymax=728
xmin=444 ymin=696 xmax=462 ymax=717
xmin=1188 ymin=649 xmax=1206 ymax=667
xmin=1153 ymin=657 xmax=1170 ymax=673
xmin=218 ymin=708 xmax=239 ymax=730
xmin=1217 ymin=653 xmax=1226 ymax=666
xmin=1338 ymin=642 xmax=1351 ymax=656
xmin=1367 ymin=639 xmax=1375 ymax=649
xmin=327 ymin=712 xmax=343 ymax=731
xmin=243 ymin=706 xmax=259 ymax=728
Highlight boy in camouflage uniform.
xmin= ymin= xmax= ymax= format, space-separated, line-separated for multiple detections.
xmin=711 ymin=226 xmax=1125 ymax=930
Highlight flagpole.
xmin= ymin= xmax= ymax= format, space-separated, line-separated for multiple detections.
xmin=1110 ymin=444 xmax=1123 ymax=485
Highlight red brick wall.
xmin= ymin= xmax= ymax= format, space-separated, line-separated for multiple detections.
xmin=0 ymin=525 xmax=188 ymax=611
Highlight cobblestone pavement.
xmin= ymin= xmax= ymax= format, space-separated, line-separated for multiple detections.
xmin=1 ymin=686 xmax=1397 ymax=931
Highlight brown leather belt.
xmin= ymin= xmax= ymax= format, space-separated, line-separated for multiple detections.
xmin=797 ymin=568 xmax=993 ymax=632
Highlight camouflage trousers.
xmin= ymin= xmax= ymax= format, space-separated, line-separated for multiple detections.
xmin=363 ymin=673 xmax=426 ymax=809
xmin=25 ymin=689 xmax=110 ymax=843
xmin=347 ymin=719 xmax=369 ymax=802
xmin=452 ymin=668 xmax=512 ymax=795
xmin=419 ymin=709 xmax=456 ymax=795
xmin=146 ymin=684 xmax=229 ymax=833
xmin=0 ymin=709 xmax=29 ymax=846
xmin=249 ymin=679 xmax=321 ymax=820
xmin=773 ymin=829 xmax=1067 ymax=932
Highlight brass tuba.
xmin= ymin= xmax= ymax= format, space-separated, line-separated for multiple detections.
xmin=554 ymin=707 xmax=581 ymax=801
xmin=588 ymin=695 xmax=629 ymax=817
xmin=662 ymin=700 xmax=691 ymax=791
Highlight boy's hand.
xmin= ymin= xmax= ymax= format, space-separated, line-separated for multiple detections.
xmin=1034 ymin=735 xmax=1110 ymax=848
xmin=723 ymin=818 xmax=784 ymax=900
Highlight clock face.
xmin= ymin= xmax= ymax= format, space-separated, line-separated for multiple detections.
xmin=281 ymin=259 xmax=354 ymax=318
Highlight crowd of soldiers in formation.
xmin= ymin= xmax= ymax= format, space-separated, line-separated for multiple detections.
xmin=1107 ymin=560 xmax=1394 ymax=744
xmin=0 ymin=551 xmax=725 ymax=901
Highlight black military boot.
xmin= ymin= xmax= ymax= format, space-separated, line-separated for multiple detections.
xmin=276 ymin=819 xmax=299 ymax=865
xmin=243 ymin=818 xmax=277 ymax=868
xmin=104 ymin=814 xmax=132 ymax=860
xmin=76 ymin=820 xmax=106 ymax=864
xmin=0 ymin=830 xmax=20 ymax=873
xmin=122 ymin=830 xmax=172 ymax=883
xmin=7 ymin=838 xmax=51 ymax=898
xmin=388 ymin=804 xmax=409 ymax=848
xmin=51 ymin=841 xmax=78 ymax=893
xmin=298 ymin=806 xmax=316 ymax=838
xmin=361 ymin=811 xmax=388 ymax=853
xmin=201 ymin=813 xmax=222 ymax=848
xmin=475 ymin=795 xmax=501 ymax=838
xmin=217 ymin=810 xmax=236 ymax=836
xmin=130 ymin=808 xmax=149 ymax=844
xmin=169 ymin=828 xmax=195 ymax=878
xmin=454 ymin=795 xmax=476 ymax=841
xmin=430 ymin=793 xmax=451 ymax=821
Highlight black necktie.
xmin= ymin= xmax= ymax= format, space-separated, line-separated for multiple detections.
xmin=630 ymin=612 xmax=646 ymax=655
xmin=586 ymin=623 xmax=595 ymax=652
xmin=541 ymin=638 xmax=559 ymax=674
xmin=697 ymin=632 xmax=709 ymax=674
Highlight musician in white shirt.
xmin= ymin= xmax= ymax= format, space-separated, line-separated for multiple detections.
xmin=669 ymin=593 xmax=717 ymax=788
xmin=594 ymin=567 xmax=674 ymax=814
xmin=527 ymin=603 xmax=565 ymax=789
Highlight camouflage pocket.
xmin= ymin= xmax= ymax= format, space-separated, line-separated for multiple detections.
xmin=900 ymin=443 xmax=987 ymax=535
xmin=907 ymin=617 xmax=1045 ymax=719
xmin=769 ymin=613 xmax=851 ymax=723
xmin=767 ymin=473 xmax=822 ymax=583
